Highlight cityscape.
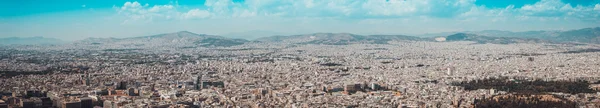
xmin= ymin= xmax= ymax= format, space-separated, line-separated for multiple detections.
xmin=1 ymin=30 xmax=600 ymax=107
xmin=2 ymin=0 xmax=600 ymax=108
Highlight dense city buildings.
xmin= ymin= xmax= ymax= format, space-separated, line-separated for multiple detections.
xmin=1 ymin=32 xmax=600 ymax=108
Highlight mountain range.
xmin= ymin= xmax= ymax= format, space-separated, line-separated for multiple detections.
xmin=75 ymin=31 xmax=248 ymax=47
xmin=444 ymin=33 xmax=548 ymax=44
xmin=3 ymin=27 xmax=600 ymax=46
xmin=419 ymin=30 xmax=561 ymax=39
xmin=419 ymin=27 xmax=600 ymax=44
xmin=222 ymin=30 xmax=292 ymax=40
xmin=255 ymin=33 xmax=427 ymax=45
xmin=0 ymin=36 xmax=65 ymax=45
xmin=552 ymin=27 xmax=600 ymax=43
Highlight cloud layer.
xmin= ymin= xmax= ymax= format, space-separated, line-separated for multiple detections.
xmin=6 ymin=0 xmax=596 ymax=41
xmin=114 ymin=0 xmax=600 ymax=23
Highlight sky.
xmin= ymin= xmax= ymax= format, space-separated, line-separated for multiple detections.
xmin=1 ymin=0 xmax=600 ymax=41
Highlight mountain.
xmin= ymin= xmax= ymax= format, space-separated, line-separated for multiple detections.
xmin=128 ymin=31 xmax=248 ymax=47
xmin=222 ymin=30 xmax=291 ymax=40
xmin=211 ymin=27 xmax=600 ymax=45
xmin=255 ymin=33 xmax=428 ymax=45
xmin=419 ymin=30 xmax=560 ymax=39
xmin=78 ymin=31 xmax=248 ymax=47
xmin=420 ymin=27 xmax=600 ymax=44
xmin=256 ymin=33 xmax=365 ymax=45
xmin=418 ymin=32 xmax=460 ymax=37
xmin=368 ymin=35 xmax=429 ymax=42
xmin=553 ymin=27 xmax=600 ymax=44
xmin=445 ymin=33 xmax=548 ymax=44
xmin=193 ymin=38 xmax=248 ymax=47
xmin=465 ymin=30 xmax=562 ymax=39
xmin=0 ymin=36 xmax=65 ymax=45
xmin=445 ymin=33 xmax=479 ymax=41
xmin=70 ymin=27 xmax=600 ymax=48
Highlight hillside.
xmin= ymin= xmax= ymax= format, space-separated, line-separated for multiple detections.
xmin=255 ymin=33 xmax=428 ymax=45
xmin=553 ymin=27 xmax=600 ymax=44
xmin=0 ymin=37 xmax=65 ymax=45
xmin=77 ymin=31 xmax=248 ymax=47
xmin=445 ymin=33 xmax=548 ymax=44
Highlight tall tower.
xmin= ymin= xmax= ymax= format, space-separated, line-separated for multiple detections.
xmin=446 ymin=67 xmax=453 ymax=76
xmin=151 ymin=84 xmax=155 ymax=91
xmin=85 ymin=73 xmax=91 ymax=86
xmin=79 ymin=74 xmax=84 ymax=85
xmin=195 ymin=74 xmax=203 ymax=90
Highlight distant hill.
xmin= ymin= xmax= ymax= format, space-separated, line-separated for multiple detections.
xmin=367 ymin=35 xmax=430 ymax=43
xmin=466 ymin=30 xmax=560 ymax=39
xmin=445 ymin=33 xmax=478 ymax=41
xmin=445 ymin=33 xmax=548 ymax=44
xmin=419 ymin=30 xmax=560 ymax=38
xmin=78 ymin=31 xmax=248 ymax=47
xmin=222 ymin=30 xmax=291 ymax=40
xmin=553 ymin=27 xmax=600 ymax=44
xmin=194 ymin=38 xmax=248 ymax=47
xmin=255 ymin=33 xmax=428 ymax=45
xmin=0 ymin=37 xmax=65 ymax=45
xmin=422 ymin=27 xmax=600 ymax=44
xmin=72 ymin=27 xmax=600 ymax=48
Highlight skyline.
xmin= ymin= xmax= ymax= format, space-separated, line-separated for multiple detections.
xmin=1 ymin=0 xmax=600 ymax=41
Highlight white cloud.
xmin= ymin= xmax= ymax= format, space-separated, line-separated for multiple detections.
xmin=519 ymin=0 xmax=569 ymax=17
xmin=114 ymin=0 xmax=600 ymax=24
xmin=233 ymin=10 xmax=257 ymax=18
xmin=182 ymin=9 xmax=211 ymax=19
xmin=10 ymin=0 xmax=600 ymax=42
xmin=205 ymin=0 xmax=236 ymax=15
xmin=520 ymin=0 xmax=563 ymax=12
xmin=116 ymin=1 xmax=190 ymax=23
xmin=516 ymin=0 xmax=598 ymax=20
xmin=148 ymin=5 xmax=174 ymax=13
xmin=220 ymin=0 xmax=479 ymax=18
xmin=121 ymin=1 xmax=143 ymax=10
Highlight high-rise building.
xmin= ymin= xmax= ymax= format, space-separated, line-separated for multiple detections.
xmin=194 ymin=74 xmax=203 ymax=90
xmin=446 ymin=67 xmax=453 ymax=76
xmin=0 ymin=100 xmax=6 ymax=108
xmin=20 ymin=99 xmax=35 ymax=108
xmin=370 ymin=83 xmax=381 ymax=91
xmin=344 ymin=84 xmax=361 ymax=94
xmin=40 ymin=97 xmax=53 ymax=108
xmin=85 ymin=74 xmax=91 ymax=86
xmin=25 ymin=90 xmax=41 ymax=98
xmin=150 ymin=84 xmax=156 ymax=91
xmin=116 ymin=81 xmax=127 ymax=90
xmin=62 ymin=101 xmax=81 ymax=108
xmin=80 ymin=97 xmax=93 ymax=108
xmin=0 ymin=103 xmax=7 ymax=108
xmin=128 ymin=88 xmax=139 ymax=96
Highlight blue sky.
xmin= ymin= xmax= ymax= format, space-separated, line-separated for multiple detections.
xmin=1 ymin=0 xmax=600 ymax=40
